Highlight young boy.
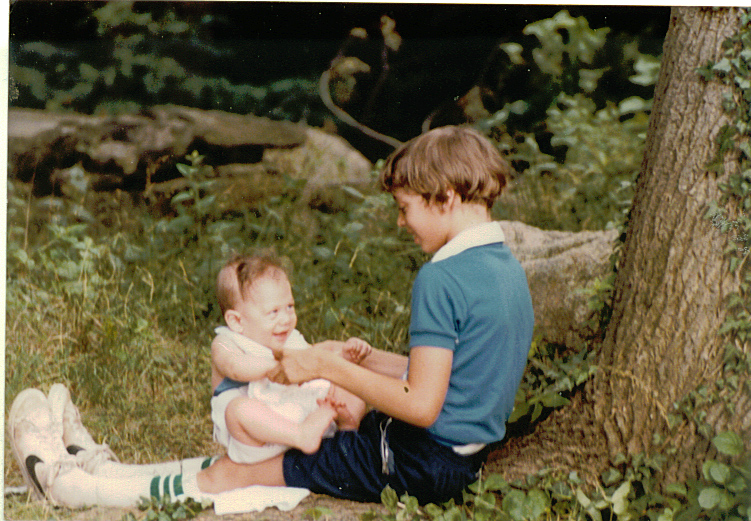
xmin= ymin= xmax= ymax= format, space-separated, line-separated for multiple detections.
xmin=9 ymin=125 xmax=534 ymax=507
xmin=211 ymin=252 xmax=370 ymax=463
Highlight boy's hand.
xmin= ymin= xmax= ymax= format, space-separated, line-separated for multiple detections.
xmin=278 ymin=346 xmax=330 ymax=384
xmin=266 ymin=362 xmax=287 ymax=384
xmin=342 ymin=337 xmax=372 ymax=364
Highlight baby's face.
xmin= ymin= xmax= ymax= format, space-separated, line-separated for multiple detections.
xmin=233 ymin=272 xmax=297 ymax=351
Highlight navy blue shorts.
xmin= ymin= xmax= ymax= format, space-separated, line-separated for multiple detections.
xmin=282 ymin=410 xmax=487 ymax=504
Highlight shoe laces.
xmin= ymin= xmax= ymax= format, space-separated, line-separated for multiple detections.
xmin=74 ymin=444 xmax=119 ymax=474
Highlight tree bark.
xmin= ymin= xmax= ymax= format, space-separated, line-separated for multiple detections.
xmin=592 ymin=6 xmax=748 ymax=482
xmin=489 ymin=7 xmax=749 ymax=487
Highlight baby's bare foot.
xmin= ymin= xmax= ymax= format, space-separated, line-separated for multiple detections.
xmin=294 ymin=404 xmax=336 ymax=454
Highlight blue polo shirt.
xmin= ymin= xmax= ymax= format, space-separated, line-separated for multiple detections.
xmin=408 ymin=222 xmax=534 ymax=446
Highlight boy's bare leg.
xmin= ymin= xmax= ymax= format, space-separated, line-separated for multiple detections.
xmin=226 ymin=397 xmax=336 ymax=455
xmin=197 ymin=454 xmax=285 ymax=494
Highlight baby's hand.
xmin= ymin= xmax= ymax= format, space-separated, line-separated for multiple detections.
xmin=342 ymin=337 xmax=372 ymax=364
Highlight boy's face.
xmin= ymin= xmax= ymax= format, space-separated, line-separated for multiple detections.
xmin=393 ymin=188 xmax=450 ymax=254
xmin=230 ymin=271 xmax=297 ymax=352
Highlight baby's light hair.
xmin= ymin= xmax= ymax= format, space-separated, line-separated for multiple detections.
xmin=216 ymin=251 xmax=290 ymax=316
xmin=380 ymin=126 xmax=512 ymax=208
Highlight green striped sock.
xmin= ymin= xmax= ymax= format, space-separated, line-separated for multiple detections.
xmin=150 ymin=474 xmax=186 ymax=500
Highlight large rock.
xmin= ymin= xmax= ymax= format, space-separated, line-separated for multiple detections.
xmin=500 ymin=221 xmax=619 ymax=347
xmin=7 ymin=106 xmax=371 ymax=203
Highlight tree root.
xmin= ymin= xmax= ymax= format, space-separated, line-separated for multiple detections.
xmin=486 ymin=392 xmax=609 ymax=489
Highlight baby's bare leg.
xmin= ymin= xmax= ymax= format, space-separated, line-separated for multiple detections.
xmin=226 ymin=396 xmax=336 ymax=454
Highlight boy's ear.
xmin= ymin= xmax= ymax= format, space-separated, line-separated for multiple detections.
xmin=443 ymin=189 xmax=459 ymax=210
xmin=225 ymin=310 xmax=243 ymax=333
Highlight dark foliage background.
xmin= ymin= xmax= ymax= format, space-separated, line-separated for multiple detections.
xmin=9 ymin=2 xmax=669 ymax=159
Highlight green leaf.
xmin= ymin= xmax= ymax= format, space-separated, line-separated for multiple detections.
xmin=575 ymin=488 xmax=592 ymax=508
xmin=508 ymin=403 xmax=529 ymax=423
xmin=401 ymin=494 xmax=419 ymax=513
xmin=474 ymin=491 xmax=497 ymax=510
xmin=718 ymin=489 xmax=736 ymax=510
xmin=709 ymin=461 xmax=731 ymax=484
xmin=601 ymin=468 xmax=623 ymax=486
xmin=171 ymin=191 xmax=194 ymax=205
xmin=712 ymin=431 xmax=744 ymax=457
xmin=727 ymin=475 xmax=748 ymax=493
xmin=502 ymin=489 xmax=526 ymax=521
xmin=697 ymin=486 xmax=722 ymax=509
xmin=484 ymin=473 xmax=510 ymax=492
xmin=531 ymin=403 xmax=544 ymax=422
xmin=381 ymin=486 xmax=398 ymax=510
xmin=665 ymin=483 xmax=687 ymax=497
xmin=611 ymin=481 xmax=631 ymax=515
xmin=713 ymin=58 xmax=733 ymax=74
xmin=524 ymin=489 xmax=550 ymax=520
xmin=541 ymin=392 xmax=570 ymax=408
xmin=656 ymin=507 xmax=674 ymax=521
xmin=176 ymin=163 xmax=194 ymax=177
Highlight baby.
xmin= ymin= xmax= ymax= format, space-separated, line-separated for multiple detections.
xmin=211 ymin=252 xmax=370 ymax=463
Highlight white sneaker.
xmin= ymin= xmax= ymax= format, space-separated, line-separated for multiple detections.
xmin=47 ymin=383 xmax=119 ymax=472
xmin=8 ymin=388 xmax=75 ymax=501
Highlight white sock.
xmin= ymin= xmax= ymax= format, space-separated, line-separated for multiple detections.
xmin=91 ymin=456 xmax=216 ymax=478
xmin=47 ymin=464 xmax=153 ymax=508
xmin=45 ymin=463 xmax=216 ymax=508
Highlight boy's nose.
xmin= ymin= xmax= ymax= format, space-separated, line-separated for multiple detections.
xmin=396 ymin=214 xmax=406 ymax=227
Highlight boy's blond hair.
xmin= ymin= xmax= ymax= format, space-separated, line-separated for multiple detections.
xmin=216 ymin=251 xmax=289 ymax=316
xmin=379 ymin=126 xmax=513 ymax=208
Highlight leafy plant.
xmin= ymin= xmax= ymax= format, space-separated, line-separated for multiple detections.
xmin=155 ymin=150 xmax=218 ymax=245
xmin=482 ymin=11 xmax=658 ymax=232
xmin=699 ymin=9 xmax=751 ymax=364
xmin=10 ymin=2 xmax=325 ymax=119
xmin=120 ymin=494 xmax=209 ymax=521
xmin=508 ymin=342 xmax=597 ymax=428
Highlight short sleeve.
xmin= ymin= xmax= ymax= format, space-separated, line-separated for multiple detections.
xmin=408 ymin=264 xmax=463 ymax=351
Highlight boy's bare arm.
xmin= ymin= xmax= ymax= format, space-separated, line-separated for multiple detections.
xmin=313 ymin=340 xmax=407 ymax=378
xmin=211 ymin=336 xmax=279 ymax=382
xmin=280 ymin=345 xmax=447 ymax=428
xmin=358 ymin=347 xmax=408 ymax=378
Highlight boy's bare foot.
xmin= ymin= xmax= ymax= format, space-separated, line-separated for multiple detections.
xmin=293 ymin=403 xmax=336 ymax=454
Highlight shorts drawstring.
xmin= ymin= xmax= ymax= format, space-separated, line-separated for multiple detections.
xmin=379 ymin=417 xmax=395 ymax=475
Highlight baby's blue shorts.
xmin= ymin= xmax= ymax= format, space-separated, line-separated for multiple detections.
xmin=282 ymin=410 xmax=488 ymax=504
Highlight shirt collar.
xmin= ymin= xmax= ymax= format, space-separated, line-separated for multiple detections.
xmin=431 ymin=221 xmax=505 ymax=263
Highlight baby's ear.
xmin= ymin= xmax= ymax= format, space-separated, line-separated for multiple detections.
xmin=224 ymin=310 xmax=243 ymax=333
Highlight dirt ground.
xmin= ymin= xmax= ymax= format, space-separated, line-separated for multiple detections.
xmin=6 ymin=493 xmax=387 ymax=521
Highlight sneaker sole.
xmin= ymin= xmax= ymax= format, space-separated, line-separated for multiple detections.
xmin=8 ymin=389 xmax=50 ymax=500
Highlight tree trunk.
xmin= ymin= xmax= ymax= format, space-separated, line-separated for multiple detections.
xmin=593 ymin=6 xmax=748 ymax=482
xmin=489 ymin=7 xmax=749 ymax=486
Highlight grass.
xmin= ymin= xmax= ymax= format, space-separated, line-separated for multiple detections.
xmin=1 ymin=149 xmax=647 ymax=520
xmin=4 ymin=174 xmax=422 ymax=501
